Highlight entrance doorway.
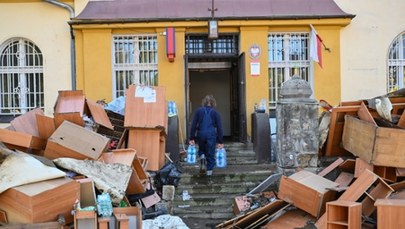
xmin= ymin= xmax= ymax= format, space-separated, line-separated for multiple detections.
xmin=185 ymin=56 xmax=246 ymax=143
xmin=184 ymin=34 xmax=246 ymax=143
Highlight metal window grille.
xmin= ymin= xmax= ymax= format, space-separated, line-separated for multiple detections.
xmin=112 ymin=35 xmax=158 ymax=98
xmin=268 ymin=32 xmax=311 ymax=109
xmin=387 ymin=33 xmax=405 ymax=92
xmin=0 ymin=38 xmax=44 ymax=116
xmin=185 ymin=34 xmax=239 ymax=56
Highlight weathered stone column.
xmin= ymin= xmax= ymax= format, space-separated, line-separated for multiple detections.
xmin=276 ymin=75 xmax=319 ymax=175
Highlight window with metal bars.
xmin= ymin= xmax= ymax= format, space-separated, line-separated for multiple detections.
xmin=268 ymin=32 xmax=311 ymax=109
xmin=387 ymin=32 xmax=405 ymax=93
xmin=112 ymin=35 xmax=158 ymax=98
xmin=0 ymin=38 xmax=44 ymax=120
xmin=185 ymin=34 xmax=239 ymax=56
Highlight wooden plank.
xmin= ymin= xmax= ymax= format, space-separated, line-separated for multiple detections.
xmin=231 ymin=200 xmax=289 ymax=229
xmin=36 ymin=114 xmax=56 ymax=139
xmin=86 ymin=99 xmax=113 ymax=130
xmin=396 ymin=168 xmax=405 ymax=177
xmin=354 ymin=158 xmax=373 ymax=178
xmin=334 ymin=172 xmax=354 ymax=188
xmin=342 ymin=115 xmax=376 ymax=163
xmin=373 ymin=126 xmax=405 ymax=167
xmin=338 ymin=159 xmax=356 ymax=173
xmin=0 ymin=221 xmax=62 ymax=229
xmin=361 ymin=179 xmax=394 ymax=216
xmin=124 ymin=85 xmax=167 ymax=130
xmin=316 ymin=169 xmax=379 ymax=229
xmin=0 ymin=210 xmax=7 ymax=224
xmin=262 ymin=208 xmax=315 ymax=229
xmin=54 ymin=90 xmax=86 ymax=116
xmin=317 ymin=157 xmax=344 ymax=177
xmin=10 ymin=108 xmax=44 ymax=137
xmin=54 ymin=112 xmax=84 ymax=129
xmin=44 ymin=121 xmax=109 ymax=160
xmin=127 ymin=128 xmax=166 ymax=171
xmin=390 ymin=180 xmax=405 ymax=191
xmin=398 ymin=110 xmax=405 ymax=128
xmin=357 ymin=101 xmax=377 ymax=125
xmin=0 ymin=128 xmax=46 ymax=150
xmin=324 ymin=106 xmax=359 ymax=156
xmin=98 ymin=217 xmax=110 ymax=229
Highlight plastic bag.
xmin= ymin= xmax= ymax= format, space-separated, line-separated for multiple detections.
xmin=154 ymin=162 xmax=183 ymax=191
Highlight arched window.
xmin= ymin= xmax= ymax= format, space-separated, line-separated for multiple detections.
xmin=387 ymin=32 xmax=405 ymax=92
xmin=0 ymin=38 xmax=44 ymax=121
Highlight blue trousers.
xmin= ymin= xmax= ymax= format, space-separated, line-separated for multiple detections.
xmin=197 ymin=132 xmax=216 ymax=171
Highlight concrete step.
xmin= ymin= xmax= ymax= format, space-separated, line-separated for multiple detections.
xmin=174 ymin=142 xmax=277 ymax=228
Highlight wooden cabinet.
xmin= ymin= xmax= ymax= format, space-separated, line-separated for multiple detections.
xmin=375 ymin=199 xmax=405 ymax=229
xmin=326 ymin=201 xmax=361 ymax=229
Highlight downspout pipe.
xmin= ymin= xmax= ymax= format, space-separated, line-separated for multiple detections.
xmin=43 ymin=0 xmax=76 ymax=90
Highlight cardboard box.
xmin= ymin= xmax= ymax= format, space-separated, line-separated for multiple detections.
xmin=278 ymin=170 xmax=338 ymax=218
xmin=44 ymin=121 xmax=110 ymax=160
xmin=342 ymin=115 xmax=405 ymax=168
xmin=233 ymin=195 xmax=250 ymax=215
xmin=0 ymin=177 xmax=79 ymax=224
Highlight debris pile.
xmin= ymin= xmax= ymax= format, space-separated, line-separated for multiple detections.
xmin=0 ymin=85 xmax=185 ymax=228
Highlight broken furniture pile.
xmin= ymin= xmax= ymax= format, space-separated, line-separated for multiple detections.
xmin=216 ymin=93 xmax=405 ymax=228
xmin=0 ymin=85 xmax=180 ymax=228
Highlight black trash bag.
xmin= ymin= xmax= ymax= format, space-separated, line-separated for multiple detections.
xmin=154 ymin=161 xmax=183 ymax=191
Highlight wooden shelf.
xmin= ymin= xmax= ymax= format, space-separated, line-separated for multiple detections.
xmin=326 ymin=200 xmax=361 ymax=229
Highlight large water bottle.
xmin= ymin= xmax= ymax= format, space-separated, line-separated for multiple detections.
xmin=216 ymin=148 xmax=227 ymax=168
xmin=187 ymin=145 xmax=197 ymax=164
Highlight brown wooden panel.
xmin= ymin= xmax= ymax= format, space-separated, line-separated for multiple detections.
xmin=36 ymin=114 xmax=55 ymax=139
xmin=262 ymin=208 xmax=315 ymax=229
xmin=54 ymin=112 xmax=84 ymax=129
xmin=0 ymin=128 xmax=46 ymax=150
xmin=357 ymin=102 xmax=376 ymax=125
xmin=124 ymin=85 xmax=167 ymax=130
xmin=354 ymin=158 xmax=373 ymax=178
xmin=361 ymin=179 xmax=394 ymax=216
xmin=375 ymin=199 xmax=405 ymax=229
xmin=54 ymin=90 xmax=86 ymax=116
xmin=373 ymin=127 xmax=405 ymax=167
xmin=86 ymin=99 xmax=113 ymax=130
xmin=334 ymin=172 xmax=354 ymax=188
xmin=324 ymin=106 xmax=359 ymax=157
xmin=10 ymin=108 xmax=43 ymax=137
xmin=317 ymin=158 xmax=344 ymax=177
xmin=342 ymin=115 xmax=376 ymax=163
xmin=127 ymin=128 xmax=165 ymax=171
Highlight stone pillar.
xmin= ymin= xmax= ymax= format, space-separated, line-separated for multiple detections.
xmin=276 ymin=75 xmax=319 ymax=175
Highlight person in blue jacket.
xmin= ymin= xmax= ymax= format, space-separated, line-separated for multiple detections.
xmin=189 ymin=95 xmax=224 ymax=183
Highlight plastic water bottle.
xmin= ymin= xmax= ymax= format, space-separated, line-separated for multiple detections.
xmin=216 ymin=148 xmax=227 ymax=168
xmin=97 ymin=192 xmax=113 ymax=217
xmin=172 ymin=101 xmax=177 ymax=116
xmin=187 ymin=145 xmax=197 ymax=164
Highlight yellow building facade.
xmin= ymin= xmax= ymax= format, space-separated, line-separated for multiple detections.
xmin=72 ymin=18 xmax=351 ymax=141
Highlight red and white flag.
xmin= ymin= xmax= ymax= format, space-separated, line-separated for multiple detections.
xmin=310 ymin=24 xmax=323 ymax=68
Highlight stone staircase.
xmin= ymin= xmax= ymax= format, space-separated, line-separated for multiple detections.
xmin=173 ymin=142 xmax=278 ymax=229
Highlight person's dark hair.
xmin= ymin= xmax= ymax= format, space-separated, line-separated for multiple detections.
xmin=202 ymin=94 xmax=216 ymax=107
